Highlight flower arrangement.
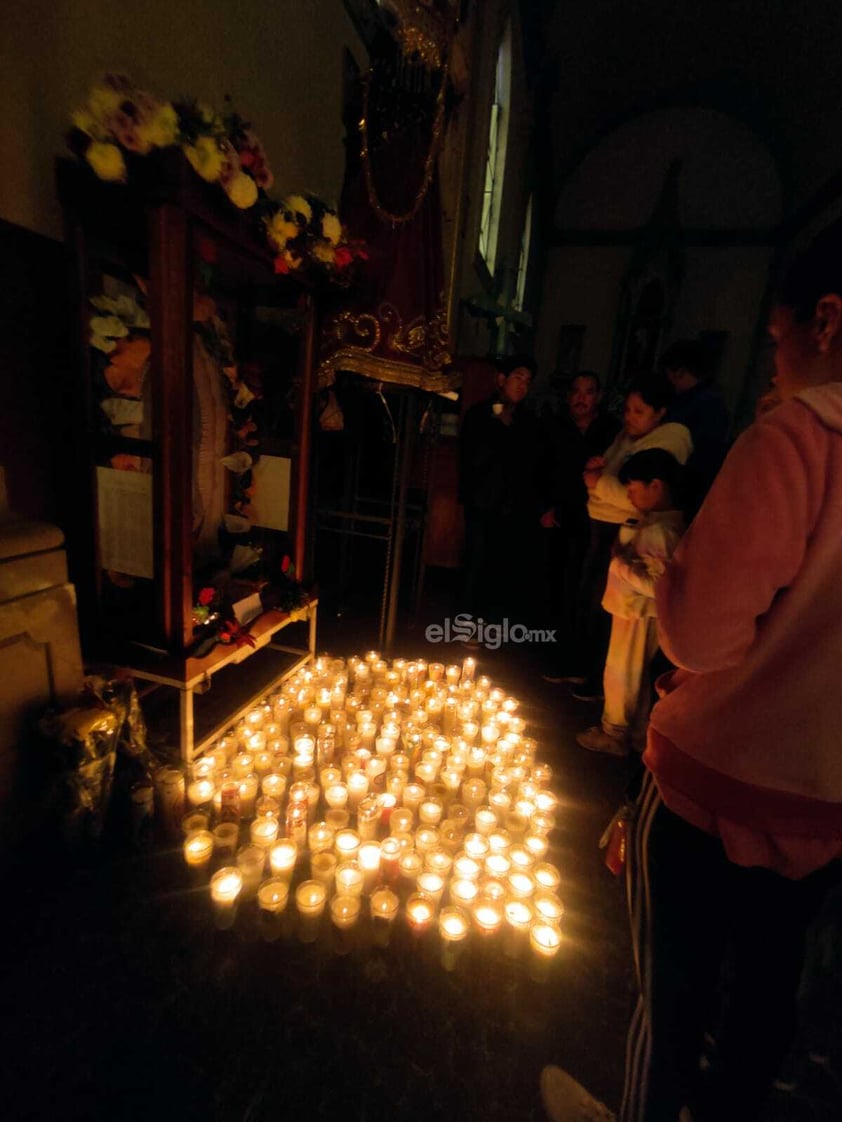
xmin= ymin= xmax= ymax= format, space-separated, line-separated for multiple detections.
xmin=67 ymin=75 xmax=365 ymax=281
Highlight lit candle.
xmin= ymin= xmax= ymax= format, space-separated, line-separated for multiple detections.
xmin=406 ymin=892 xmax=436 ymax=936
xmin=347 ymin=771 xmax=370 ymax=812
xmin=250 ymin=816 xmax=280 ymax=851
xmin=416 ymin=871 xmax=445 ymax=907
xmin=325 ymin=808 xmax=350 ymax=833
xmin=533 ymin=891 xmax=565 ymax=926
xmin=533 ymin=862 xmax=561 ymax=892
xmin=529 ymin=920 xmax=562 ymax=982
xmin=357 ymin=842 xmax=382 ymax=894
xmin=186 ymin=777 xmax=215 ymax=810
xmin=370 ymin=886 xmax=399 ymax=946
xmin=449 ymin=877 xmax=479 ymax=909
xmin=238 ymin=774 xmax=259 ymax=818
xmin=504 ymin=899 xmax=533 ymax=959
xmin=269 ymin=839 xmax=298 ymax=880
xmin=475 ymin=807 xmax=497 ymax=835
xmin=154 ymin=766 xmax=186 ymax=839
xmin=415 ymin=827 xmax=439 ymax=855
xmin=509 ymin=844 xmax=534 ymax=871
xmin=210 ymin=867 xmax=243 ymax=929
xmin=308 ymin=821 xmax=335 ymax=856
xmin=236 ymin=845 xmax=266 ymax=901
xmin=390 ymin=807 xmax=414 ymax=836
xmin=438 ymin=905 xmax=470 ymax=971
xmin=212 ymin=822 xmax=240 ymax=865
xmin=424 ymin=847 xmax=453 ymax=879
xmin=485 ymin=853 xmax=512 ymax=881
xmin=330 ymin=894 xmax=362 ymax=953
xmin=357 ymin=795 xmax=381 ymax=841
xmin=233 ymin=753 xmax=254 ymax=779
xmin=398 ymin=850 xmax=424 ymax=896
xmin=379 ymin=835 xmax=402 ymax=885
xmin=453 ymin=853 xmax=481 ymax=881
xmin=464 ymin=832 xmax=490 ymax=861
xmin=310 ymin=851 xmax=337 ymax=890
xmin=462 ymin=778 xmax=487 ymax=811
xmin=508 ymin=870 xmax=537 ymax=899
xmin=325 ymin=782 xmax=349 ymax=811
xmin=334 ymin=828 xmax=361 ymax=863
xmin=181 ymin=812 xmax=210 ymax=837
xmin=183 ymin=829 xmax=214 ymax=875
xmin=472 ymin=897 xmax=504 ymax=937
xmin=487 ymin=829 xmax=512 ymax=855
xmin=525 ymin=833 xmax=549 ymax=861
xmin=335 ymin=861 xmax=365 ymax=898
xmin=461 ymin=657 xmax=476 ymax=683
xmin=402 ymin=783 xmax=426 ymax=813
xmin=295 ymin=880 xmax=327 ymax=943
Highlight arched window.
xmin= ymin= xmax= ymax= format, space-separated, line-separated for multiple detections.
xmin=514 ymin=193 xmax=533 ymax=311
xmin=477 ymin=21 xmax=512 ymax=273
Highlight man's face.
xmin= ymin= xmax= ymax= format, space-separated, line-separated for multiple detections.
xmin=568 ymin=376 xmax=600 ymax=419
xmin=499 ymin=367 xmax=533 ymax=404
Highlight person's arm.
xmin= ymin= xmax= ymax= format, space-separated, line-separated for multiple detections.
xmin=655 ymin=409 xmax=817 ymax=672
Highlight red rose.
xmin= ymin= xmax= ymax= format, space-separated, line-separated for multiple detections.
xmin=198 ymin=587 xmax=215 ymax=606
xmin=274 ymin=255 xmax=289 ymax=275
xmin=281 ymin=555 xmax=291 ymax=574
xmin=334 ymin=245 xmax=354 ymax=269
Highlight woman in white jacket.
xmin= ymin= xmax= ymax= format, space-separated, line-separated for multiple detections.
xmin=569 ymin=379 xmax=691 ymax=700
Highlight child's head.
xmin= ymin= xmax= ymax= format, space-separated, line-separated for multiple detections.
xmin=618 ymin=448 xmax=683 ymax=513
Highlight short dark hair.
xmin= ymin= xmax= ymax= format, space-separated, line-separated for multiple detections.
xmin=569 ymin=370 xmax=602 ymax=391
xmin=659 ymin=339 xmax=710 ymax=380
xmin=778 ymin=219 xmax=842 ymax=323
xmin=618 ymin=448 xmax=684 ymax=503
xmin=627 ymin=376 xmax=671 ymax=412
xmin=497 ymin=353 xmax=537 ymax=379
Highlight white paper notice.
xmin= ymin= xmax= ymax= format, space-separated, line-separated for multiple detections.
xmin=250 ymin=455 xmax=291 ymax=531
xmin=96 ymin=467 xmax=154 ymax=578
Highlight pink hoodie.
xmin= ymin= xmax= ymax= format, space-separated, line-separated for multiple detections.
xmin=645 ymin=383 xmax=842 ymax=856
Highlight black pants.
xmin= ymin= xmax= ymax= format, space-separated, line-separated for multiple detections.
xmin=621 ymin=773 xmax=842 ymax=1122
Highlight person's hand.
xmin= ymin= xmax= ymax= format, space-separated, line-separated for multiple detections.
xmin=585 ymin=455 xmax=606 ymax=470
xmin=540 ymin=508 xmax=559 ymax=528
xmin=583 ymin=468 xmax=601 ymax=490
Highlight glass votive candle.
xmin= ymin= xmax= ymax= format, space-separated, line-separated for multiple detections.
xmin=505 ymin=811 xmax=529 ymax=839
xmin=535 ymin=789 xmax=558 ymax=814
xmin=398 ymin=850 xmax=424 ymax=895
xmin=418 ymin=798 xmax=444 ymax=828
xmin=529 ymin=920 xmax=562 ymax=982
xmin=183 ymin=829 xmax=214 ymax=876
xmin=453 ymin=852 xmax=482 ymax=881
xmin=525 ymin=834 xmax=550 ymax=861
xmin=325 ymin=808 xmax=350 ymax=833
xmin=250 ymin=816 xmax=280 ymax=851
xmin=463 ymin=832 xmax=490 ymax=861
xmin=238 ymin=774 xmax=259 ymax=818
xmin=308 ymin=821 xmax=335 ymax=856
xmin=439 ymin=905 xmax=470 ymax=971
xmin=255 ymin=796 xmax=281 ymax=820
xmin=210 ymin=867 xmax=243 ymax=929
xmin=485 ymin=853 xmax=512 ymax=880
xmin=531 ymin=811 xmax=556 ymax=838
xmin=325 ymin=783 xmax=349 ymax=811
xmin=509 ymin=844 xmax=534 ymax=871
xmin=402 ymin=783 xmax=426 ymax=813
xmin=533 ymin=891 xmax=565 ymax=925
xmin=416 ymin=870 xmax=445 ymax=907
xmin=212 ymin=822 xmax=240 ymax=865
xmin=415 ymin=760 xmax=438 ymax=786
xmin=379 ymin=835 xmax=402 ymax=884
xmin=533 ymin=862 xmax=561 ymax=892
xmin=347 ymin=772 xmax=370 ymax=812
xmin=357 ymin=795 xmax=381 ymax=841
xmin=489 ymin=789 xmax=511 ymax=816
xmin=472 ymin=896 xmax=504 ymax=937
xmin=406 ymin=892 xmax=436 ymax=936
xmin=335 ymin=861 xmax=365 ymax=898
xmin=449 ymin=877 xmax=479 ymax=909
xmin=182 ymin=811 xmax=210 ymax=837
xmin=253 ymin=750 xmax=274 ymax=777
xmin=320 ymin=765 xmax=342 ymax=790
xmin=475 ymin=806 xmax=497 ymax=835
xmin=415 ymin=827 xmax=439 ymax=855
xmin=236 ymin=845 xmax=266 ymax=900
xmin=461 ymin=778 xmax=487 ymax=811
xmin=330 ymin=893 xmax=362 ymax=953
xmin=370 ymin=886 xmax=400 ymax=946
xmin=390 ymin=807 xmax=414 ymax=836
xmin=508 ymin=870 xmax=537 ymax=899
xmin=154 ymin=765 xmax=186 ymax=839
xmin=357 ymin=841 xmax=382 ymax=893
xmin=295 ymin=880 xmax=327 ymax=943
xmin=310 ymin=851 xmax=337 ymax=890
xmin=257 ymin=877 xmax=290 ymax=940
xmin=487 ymin=829 xmax=512 ymax=855
xmin=186 ymin=777 xmax=215 ymax=810
xmin=335 ymin=828 xmax=361 ymax=862
xmin=261 ymin=774 xmax=287 ymax=803
xmin=504 ymin=899 xmax=533 ymax=959
xmin=424 ymin=847 xmax=453 ymax=878
xmin=269 ymin=838 xmax=298 ymax=880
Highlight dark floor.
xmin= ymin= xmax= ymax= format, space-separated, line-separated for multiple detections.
xmin=3 ymin=571 xmax=841 ymax=1122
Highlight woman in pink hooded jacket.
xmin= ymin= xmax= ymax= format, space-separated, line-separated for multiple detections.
xmin=542 ymin=223 xmax=842 ymax=1122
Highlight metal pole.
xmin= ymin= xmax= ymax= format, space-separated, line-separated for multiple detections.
xmin=384 ymin=392 xmax=416 ymax=654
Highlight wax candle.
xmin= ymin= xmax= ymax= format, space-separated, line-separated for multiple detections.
xmin=418 ymin=798 xmax=444 ymax=827
xmin=347 ymin=771 xmax=370 ymax=812
xmin=529 ymin=920 xmax=562 ymax=982
xmin=485 ymin=853 xmax=512 ymax=881
xmin=525 ymin=833 xmax=549 ymax=861
xmin=424 ymin=847 xmax=453 ymax=879
xmin=210 ymin=867 xmax=243 ymax=929
xmin=416 ymin=871 xmax=445 ymax=907
xmin=330 ymin=894 xmax=362 ymax=953
xmin=181 ymin=812 xmax=210 ymax=837
xmin=250 ymin=816 xmax=280 ymax=851
xmin=370 ymin=886 xmax=399 ymax=946
xmin=438 ymin=906 xmax=470 ymax=971
xmin=379 ymin=835 xmax=402 ymax=885
xmin=449 ymin=877 xmax=479 ymax=909
xmin=453 ymin=853 xmax=481 ymax=881
xmin=236 ymin=845 xmax=266 ymax=901
xmin=154 ymin=766 xmax=185 ymax=839
xmin=233 ymin=753 xmax=254 ymax=779
xmin=357 ymin=842 xmax=382 ymax=894
xmin=212 ymin=822 xmax=240 ymax=865
xmin=508 ymin=870 xmax=537 ymax=899
xmin=357 ymin=795 xmax=381 ymax=841
xmin=238 ymin=774 xmax=259 ymax=818
xmin=402 ymin=783 xmax=425 ymax=813
xmin=415 ymin=827 xmax=439 ymax=855
xmin=269 ymin=839 xmax=298 ymax=879
xmin=334 ymin=828 xmax=361 ymax=862
xmin=325 ymin=808 xmax=350 ymax=833
xmin=533 ymin=862 xmax=561 ymax=892
xmin=308 ymin=821 xmax=335 ymax=856
xmin=295 ymin=880 xmax=327 ymax=943
xmin=186 ymin=777 xmax=215 ymax=810
xmin=504 ymin=899 xmax=533 ymax=959
xmin=406 ymin=892 xmax=435 ymax=935
xmin=487 ymin=829 xmax=512 ymax=855
xmin=325 ymin=782 xmax=349 ymax=811
xmin=472 ymin=897 xmax=504 ymax=938
xmin=183 ymin=829 xmax=214 ymax=874
xmin=310 ymin=851 xmax=337 ymax=890
xmin=533 ymin=891 xmax=565 ymax=925
xmin=464 ymin=832 xmax=490 ymax=860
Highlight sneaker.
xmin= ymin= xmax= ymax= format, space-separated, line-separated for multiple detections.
xmin=576 ymin=726 xmax=630 ymax=757
xmin=542 ymin=672 xmax=586 ymax=684
xmin=540 ymin=1066 xmax=616 ymax=1122
xmin=570 ymin=683 xmax=604 ymax=702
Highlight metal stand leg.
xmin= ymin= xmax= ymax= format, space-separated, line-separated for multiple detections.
xmin=180 ymin=687 xmax=195 ymax=766
xmin=309 ymin=602 xmax=318 ymax=657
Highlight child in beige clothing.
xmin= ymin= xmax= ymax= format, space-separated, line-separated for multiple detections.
xmin=577 ymin=449 xmax=684 ymax=756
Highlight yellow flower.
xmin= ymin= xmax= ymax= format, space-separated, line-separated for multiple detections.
xmin=284 ymin=194 xmax=312 ymax=222
xmin=268 ymin=213 xmax=299 ymax=250
xmin=184 ymin=136 xmax=225 ymax=182
xmin=321 ymin=212 xmax=342 ymax=246
xmin=136 ymin=103 xmax=179 ymax=149
xmin=282 ymin=248 xmax=302 ymax=271
xmin=312 ymin=240 xmax=336 ymax=264
xmin=86 ymin=142 xmax=127 ymax=182
xmin=87 ymin=84 xmax=124 ymax=121
xmin=71 ymin=108 xmax=101 ymax=138
xmin=224 ymin=172 xmax=258 ymax=209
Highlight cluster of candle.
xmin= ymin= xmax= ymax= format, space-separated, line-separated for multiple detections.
xmin=180 ymin=652 xmax=564 ymax=975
